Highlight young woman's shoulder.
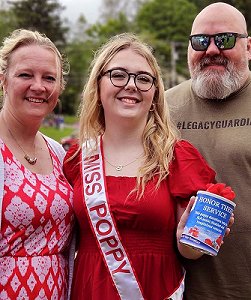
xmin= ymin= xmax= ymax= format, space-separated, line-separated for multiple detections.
xmin=168 ymin=139 xmax=216 ymax=199
xmin=174 ymin=139 xmax=205 ymax=159
xmin=63 ymin=143 xmax=81 ymax=185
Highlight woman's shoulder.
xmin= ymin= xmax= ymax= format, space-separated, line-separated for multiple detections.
xmin=169 ymin=139 xmax=216 ymax=198
xmin=172 ymin=139 xmax=215 ymax=171
xmin=174 ymin=139 xmax=204 ymax=158
xmin=63 ymin=143 xmax=81 ymax=185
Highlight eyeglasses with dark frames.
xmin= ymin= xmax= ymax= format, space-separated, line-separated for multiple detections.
xmin=189 ymin=32 xmax=248 ymax=51
xmin=101 ymin=68 xmax=156 ymax=92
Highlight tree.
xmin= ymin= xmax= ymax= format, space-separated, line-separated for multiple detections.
xmin=0 ymin=9 xmax=16 ymax=44
xmin=62 ymin=39 xmax=95 ymax=114
xmin=9 ymin=0 xmax=68 ymax=47
xmin=86 ymin=12 xmax=134 ymax=44
xmin=100 ymin=0 xmax=145 ymax=22
xmin=136 ymin=0 xmax=197 ymax=86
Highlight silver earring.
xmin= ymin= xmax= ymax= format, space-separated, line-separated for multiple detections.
xmin=149 ymin=103 xmax=155 ymax=112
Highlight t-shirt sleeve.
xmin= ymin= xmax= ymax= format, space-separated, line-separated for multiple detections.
xmin=169 ymin=140 xmax=216 ymax=203
xmin=63 ymin=143 xmax=81 ymax=186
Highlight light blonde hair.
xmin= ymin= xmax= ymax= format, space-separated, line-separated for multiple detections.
xmin=0 ymin=28 xmax=69 ymax=91
xmin=78 ymin=32 xmax=179 ymax=195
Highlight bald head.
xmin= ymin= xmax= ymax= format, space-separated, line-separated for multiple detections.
xmin=188 ymin=2 xmax=251 ymax=99
xmin=191 ymin=2 xmax=247 ymax=35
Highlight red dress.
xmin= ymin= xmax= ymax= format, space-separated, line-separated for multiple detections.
xmin=64 ymin=140 xmax=215 ymax=300
xmin=0 ymin=139 xmax=74 ymax=299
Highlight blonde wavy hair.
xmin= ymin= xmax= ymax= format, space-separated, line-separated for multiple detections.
xmin=0 ymin=28 xmax=69 ymax=92
xmin=78 ymin=32 xmax=179 ymax=195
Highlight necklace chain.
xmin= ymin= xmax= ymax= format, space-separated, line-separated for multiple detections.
xmin=105 ymin=154 xmax=143 ymax=171
xmin=4 ymin=118 xmax=37 ymax=165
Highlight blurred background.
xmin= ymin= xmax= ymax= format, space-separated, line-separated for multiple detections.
xmin=0 ymin=0 xmax=250 ymax=146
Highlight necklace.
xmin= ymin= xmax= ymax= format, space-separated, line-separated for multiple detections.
xmin=105 ymin=154 xmax=143 ymax=171
xmin=6 ymin=124 xmax=37 ymax=165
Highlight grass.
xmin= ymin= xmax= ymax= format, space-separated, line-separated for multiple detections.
xmin=64 ymin=115 xmax=78 ymax=124
xmin=39 ymin=126 xmax=75 ymax=142
xmin=40 ymin=114 xmax=78 ymax=142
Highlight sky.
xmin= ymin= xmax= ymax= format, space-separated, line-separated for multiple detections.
xmin=59 ymin=0 xmax=102 ymax=24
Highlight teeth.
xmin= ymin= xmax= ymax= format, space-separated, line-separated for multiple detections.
xmin=27 ymin=97 xmax=45 ymax=103
xmin=121 ymin=98 xmax=137 ymax=104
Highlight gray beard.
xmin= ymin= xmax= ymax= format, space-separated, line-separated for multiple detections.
xmin=190 ymin=60 xmax=246 ymax=100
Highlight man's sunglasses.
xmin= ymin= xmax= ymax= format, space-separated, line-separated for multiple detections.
xmin=189 ymin=32 xmax=248 ymax=51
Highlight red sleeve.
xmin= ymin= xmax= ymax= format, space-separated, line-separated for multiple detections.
xmin=168 ymin=140 xmax=216 ymax=204
xmin=63 ymin=143 xmax=81 ymax=186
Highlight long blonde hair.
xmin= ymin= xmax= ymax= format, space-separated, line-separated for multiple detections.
xmin=78 ymin=33 xmax=179 ymax=195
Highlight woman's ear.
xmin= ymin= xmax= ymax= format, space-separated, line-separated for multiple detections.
xmin=0 ymin=74 xmax=6 ymax=86
xmin=0 ymin=74 xmax=7 ymax=96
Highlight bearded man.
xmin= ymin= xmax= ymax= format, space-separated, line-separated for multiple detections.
xmin=166 ymin=2 xmax=251 ymax=299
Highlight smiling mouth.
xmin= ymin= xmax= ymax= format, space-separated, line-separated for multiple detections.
xmin=26 ymin=97 xmax=48 ymax=103
xmin=119 ymin=97 xmax=141 ymax=104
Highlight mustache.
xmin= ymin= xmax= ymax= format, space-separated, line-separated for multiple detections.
xmin=200 ymin=55 xmax=229 ymax=69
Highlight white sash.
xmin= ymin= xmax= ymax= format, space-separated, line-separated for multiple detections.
xmin=81 ymin=137 xmax=145 ymax=300
xmin=81 ymin=136 xmax=185 ymax=300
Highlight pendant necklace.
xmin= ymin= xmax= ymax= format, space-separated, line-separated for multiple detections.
xmin=105 ymin=154 xmax=143 ymax=172
xmin=5 ymin=121 xmax=37 ymax=165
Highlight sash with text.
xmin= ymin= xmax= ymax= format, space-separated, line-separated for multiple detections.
xmin=81 ymin=137 xmax=145 ymax=300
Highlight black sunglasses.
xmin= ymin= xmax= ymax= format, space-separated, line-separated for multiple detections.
xmin=189 ymin=32 xmax=248 ymax=51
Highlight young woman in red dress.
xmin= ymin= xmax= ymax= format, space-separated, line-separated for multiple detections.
xmin=64 ymin=33 xmax=216 ymax=300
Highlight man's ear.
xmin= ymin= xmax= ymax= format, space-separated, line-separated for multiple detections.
xmin=246 ymin=36 xmax=251 ymax=60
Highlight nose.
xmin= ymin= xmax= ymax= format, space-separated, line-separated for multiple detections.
xmin=124 ymin=74 xmax=137 ymax=90
xmin=30 ymin=77 xmax=46 ymax=92
xmin=205 ymin=37 xmax=221 ymax=55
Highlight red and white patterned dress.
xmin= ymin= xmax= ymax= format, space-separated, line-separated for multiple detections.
xmin=0 ymin=138 xmax=74 ymax=300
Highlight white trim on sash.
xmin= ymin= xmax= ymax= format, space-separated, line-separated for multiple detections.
xmin=81 ymin=137 xmax=145 ymax=300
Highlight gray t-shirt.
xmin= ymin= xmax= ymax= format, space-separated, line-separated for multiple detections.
xmin=166 ymin=76 xmax=251 ymax=299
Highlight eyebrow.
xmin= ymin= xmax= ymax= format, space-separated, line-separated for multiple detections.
xmin=108 ymin=67 xmax=154 ymax=76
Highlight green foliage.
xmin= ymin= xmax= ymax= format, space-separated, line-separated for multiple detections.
xmin=9 ymin=0 xmax=68 ymax=48
xmin=0 ymin=7 xmax=16 ymax=44
xmin=136 ymin=0 xmax=197 ymax=41
xmin=61 ymin=39 xmax=95 ymax=115
xmin=86 ymin=13 xmax=134 ymax=43
xmin=135 ymin=0 xmax=197 ymax=85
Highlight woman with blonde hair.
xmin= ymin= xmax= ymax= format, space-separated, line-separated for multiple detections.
xmin=0 ymin=29 xmax=74 ymax=299
xmin=64 ymin=33 xmax=215 ymax=300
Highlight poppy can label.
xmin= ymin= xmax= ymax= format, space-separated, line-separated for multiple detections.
xmin=180 ymin=190 xmax=236 ymax=256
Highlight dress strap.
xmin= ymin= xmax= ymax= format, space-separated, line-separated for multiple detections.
xmin=81 ymin=136 xmax=145 ymax=300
